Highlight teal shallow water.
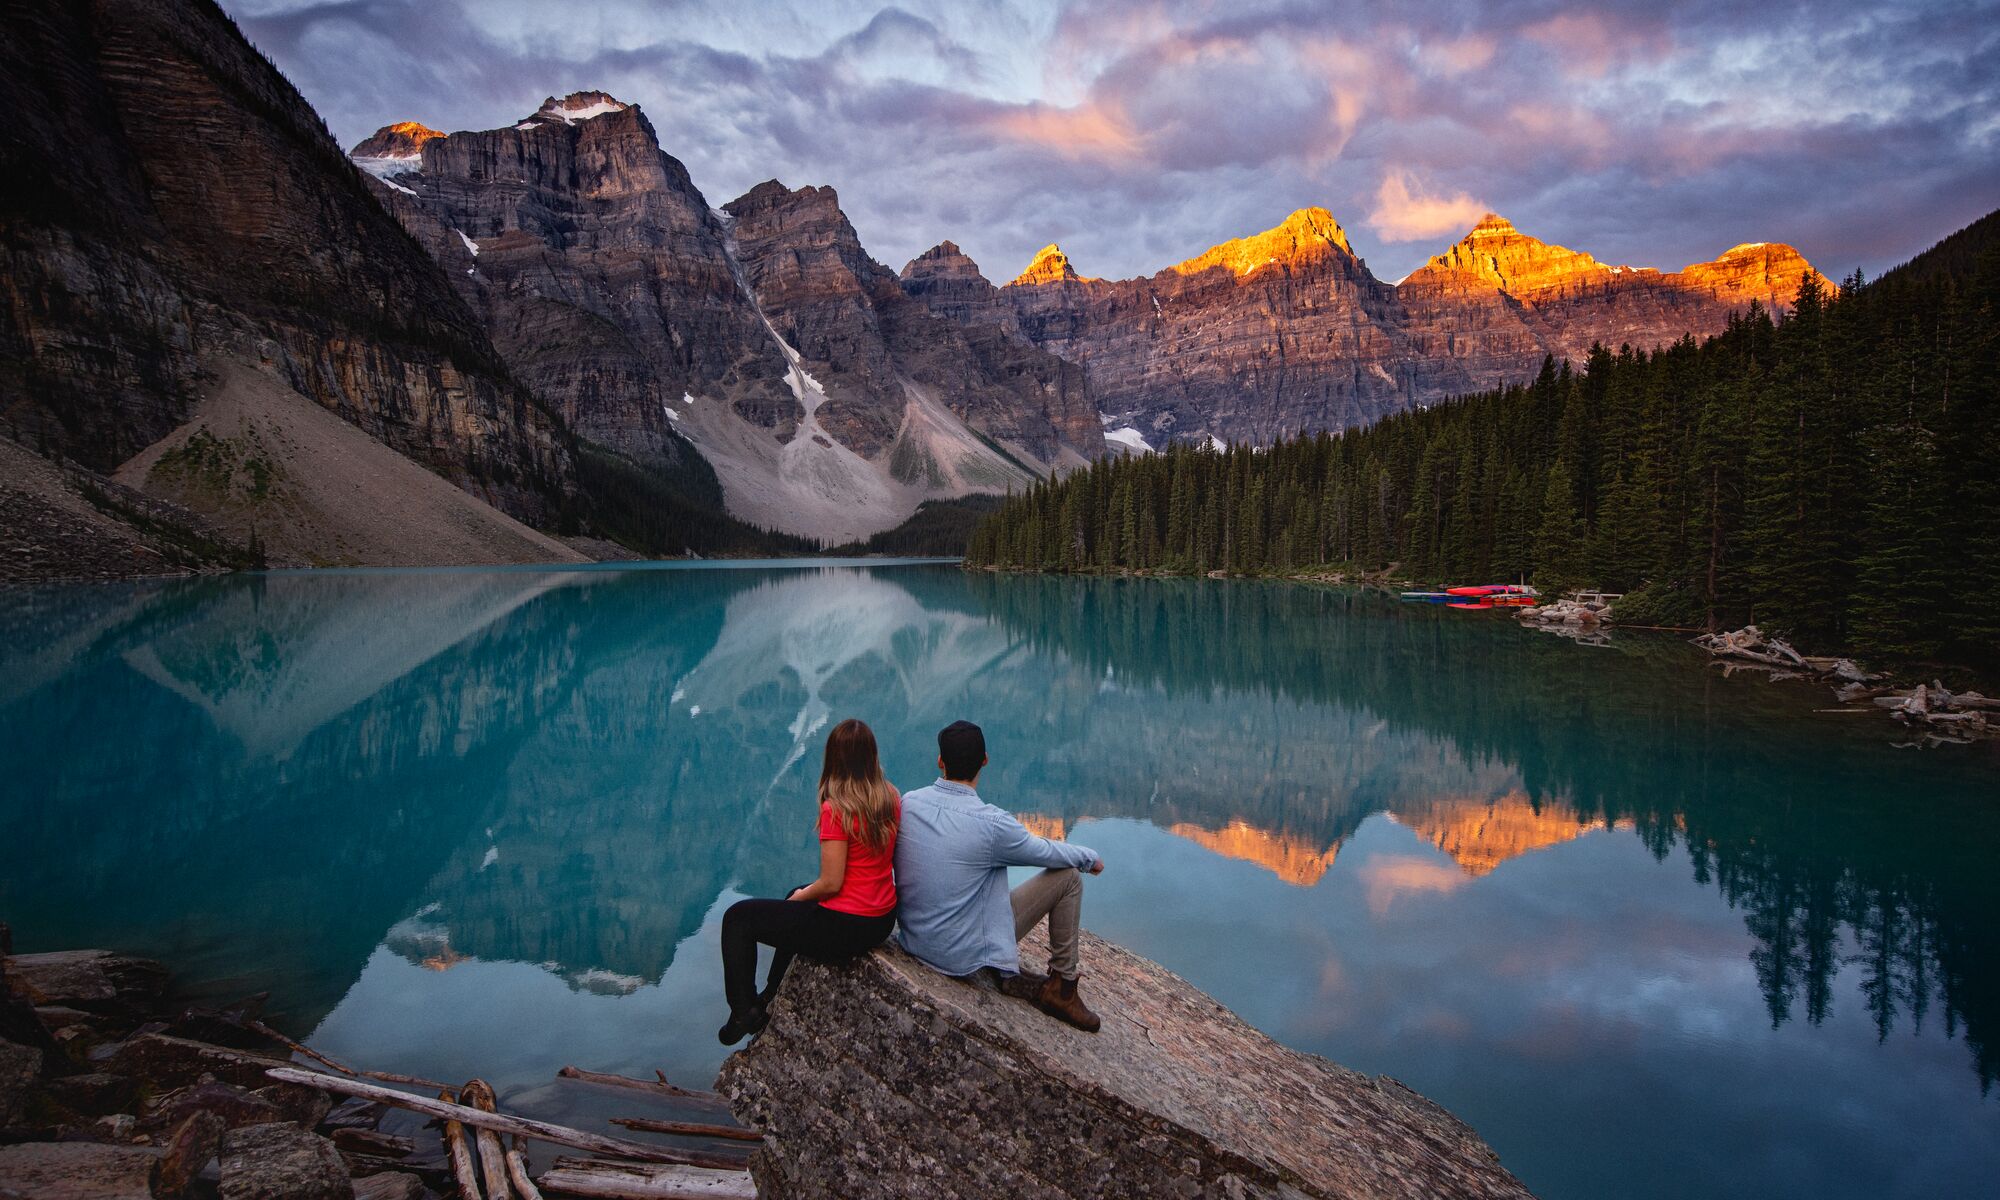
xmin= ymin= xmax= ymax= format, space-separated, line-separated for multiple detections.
xmin=1 ymin=562 xmax=1994 ymax=1198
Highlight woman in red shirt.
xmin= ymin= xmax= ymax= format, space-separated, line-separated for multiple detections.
xmin=718 ymin=718 xmax=900 ymax=1044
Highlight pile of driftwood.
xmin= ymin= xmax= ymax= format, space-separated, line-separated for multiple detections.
xmin=1518 ymin=597 xmax=1613 ymax=627
xmin=270 ymin=1065 xmax=759 ymax=1200
xmin=1693 ymin=626 xmax=1996 ymax=746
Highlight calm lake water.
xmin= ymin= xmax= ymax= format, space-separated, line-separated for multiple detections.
xmin=2 ymin=561 xmax=1995 ymax=1198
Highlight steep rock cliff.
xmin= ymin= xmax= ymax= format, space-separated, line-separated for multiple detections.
xmin=0 ymin=0 xmax=572 ymax=526
xmin=955 ymin=209 xmax=1828 ymax=447
xmin=723 ymin=181 xmax=1100 ymax=468
xmin=924 ymin=209 xmax=1437 ymax=448
xmin=1397 ymin=214 xmax=1829 ymax=393
xmin=353 ymin=107 xmax=1099 ymax=541
xmin=356 ymin=94 xmax=796 ymax=465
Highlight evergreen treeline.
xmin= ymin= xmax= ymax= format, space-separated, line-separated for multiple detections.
xmin=828 ymin=496 xmax=1003 ymax=557
xmin=968 ymin=212 xmax=2000 ymax=666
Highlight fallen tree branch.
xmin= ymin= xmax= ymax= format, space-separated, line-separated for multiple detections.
xmin=609 ymin=1117 xmax=761 ymax=1143
xmin=441 ymin=1087 xmax=485 ymax=1200
xmin=535 ymin=1157 xmax=754 ymax=1199
xmin=267 ymin=1068 xmax=749 ymax=1171
xmin=556 ymin=1067 xmax=727 ymax=1107
xmin=465 ymin=1079 xmax=517 ymax=1199
xmin=225 ymin=1014 xmax=448 ymax=1091
xmin=507 ymin=1137 xmax=546 ymax=1200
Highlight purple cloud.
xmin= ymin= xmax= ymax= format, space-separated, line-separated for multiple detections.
xmin=222 ymin=0 xmax=2000 ymax=283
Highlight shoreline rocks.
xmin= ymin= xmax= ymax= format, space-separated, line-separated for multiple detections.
xmin=1 ymin=934 xmax=431 ymax=1199
xmin=720 ymin=928 xmax=1534 ymax=1199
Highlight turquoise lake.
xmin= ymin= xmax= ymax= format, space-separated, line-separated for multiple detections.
xmin=2 ymin=560 xmax=1995 ymax=1198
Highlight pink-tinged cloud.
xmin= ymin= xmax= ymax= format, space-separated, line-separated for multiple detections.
xmin=1368 ymin=170 xmax=1489 ymax=241
xmin=986 ymin=99 xmax=1141 ymax=161
xmin=1521 ymin=11 xmax=1674 ymax=79
xmin=1357 ymin=853 xmax=1470 ymax=915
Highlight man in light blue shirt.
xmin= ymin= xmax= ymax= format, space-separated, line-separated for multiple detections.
xmin=894 ymin=720 xmax=1105 ymax=1031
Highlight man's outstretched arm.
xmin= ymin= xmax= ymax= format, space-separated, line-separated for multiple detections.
xmin=989 ymin=814 xmax=1102 ymax=873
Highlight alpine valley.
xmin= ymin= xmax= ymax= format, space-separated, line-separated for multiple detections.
xmin=2 ymin=0 xmax=1829 ymax=572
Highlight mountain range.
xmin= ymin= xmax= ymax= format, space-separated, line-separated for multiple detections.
xmin=0 ymin=0 xmax=1831 ymax=569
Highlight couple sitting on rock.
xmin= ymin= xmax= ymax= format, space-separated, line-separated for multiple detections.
xmin=717 ymin=718 xmax=1103 ymax=1045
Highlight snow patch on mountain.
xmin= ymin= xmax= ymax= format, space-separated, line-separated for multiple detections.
xmin=1104 ymin=426 xmax=1152 ymax=454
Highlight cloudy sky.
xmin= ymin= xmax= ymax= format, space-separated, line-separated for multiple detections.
xmin=224 ymin=0 xmax=2000 ymax=284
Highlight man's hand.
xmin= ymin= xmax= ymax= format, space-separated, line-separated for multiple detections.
xmin=1088 ymin=856 xmax=1105 ymax=875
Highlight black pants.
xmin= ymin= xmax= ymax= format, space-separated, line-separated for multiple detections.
xmin=720 ymin=895 xmax=894 ymax=1014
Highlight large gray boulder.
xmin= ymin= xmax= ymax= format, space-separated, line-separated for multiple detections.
xmin=720 ymin=928 xmax=1535 ymax=1199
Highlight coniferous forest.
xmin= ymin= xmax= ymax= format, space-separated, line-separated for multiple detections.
xmin=967 ymin=210 xmax=2000 ymax=668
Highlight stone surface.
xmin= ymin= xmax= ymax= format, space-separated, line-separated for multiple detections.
xmin=217 ymin=1123 xmax=353 ymax=1200
xmin=3 ymin=951 xmax=167 ymax=1015
xmin=108 ymin=1033 xmax=290 ymax=1093
xmin=44 ymin=1072 xmax=138 ymax=1118
xmin=0 ymin=0 xmax=574 ymax=569
xmin=0 ymin=1037 xmax=41 ymax=1127
xmin=720 ymin=929 xmax=1534 ymax=1199
xmin=350 ymin=1172 xmax=423 ymax=1200
xmin=148 ymin=1080 xmax=287 ymax=1130
xmin=0 ymin=1142 xmax=161 ymax=1200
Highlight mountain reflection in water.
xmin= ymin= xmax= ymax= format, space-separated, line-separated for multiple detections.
xmin=1 ymin=562 xmax=1994 ymax=1200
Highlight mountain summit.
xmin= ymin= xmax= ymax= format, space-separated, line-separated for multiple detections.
xmin=1168 ymin=206 xmax=1356 ymax=278
xmin=1011 ymin=244 xmax=1084 ymax=286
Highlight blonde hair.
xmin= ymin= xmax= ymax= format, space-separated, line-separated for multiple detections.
xmin=818 ymin=718 xmax=898 ymax=851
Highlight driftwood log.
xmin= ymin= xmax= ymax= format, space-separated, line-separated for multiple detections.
xmin=609 ymin=1117 xmax=761 ymax=1144
xmin=556 ymin=1067 xmax=727 ymax=1107
xmin=464 ymin=1080 xmax=516 ymax=1199
xmin=506 ymin=1137 xmax=546 ymax=1200
xmin=440 ymin=1087 xmax=485 ymax=1200
xmin=267 ymin=1068 xmax=752 ymax=1171
xmin=534 ymin=1156 xmax=755 ymax=1199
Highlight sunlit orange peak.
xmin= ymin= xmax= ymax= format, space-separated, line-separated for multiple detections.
xmin=1011 ymin=243 xmax=1084 ymax=286
xmin=1169 ymin=206 xmax=1352 ymax=278
xmin=1401 ymin=792 xmax=1604 ymax=876
xmin=385 ymin=121 xmax=443 ymax=142
xmin=1167 ymin=819 xmax=1341 ymax=887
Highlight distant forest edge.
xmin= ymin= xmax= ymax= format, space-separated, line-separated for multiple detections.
xmin=966 ymin=209 xmax=2000 ymax=670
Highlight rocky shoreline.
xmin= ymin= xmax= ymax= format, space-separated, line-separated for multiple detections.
xmin=1 ymin=931 xmax=443 ymax=1199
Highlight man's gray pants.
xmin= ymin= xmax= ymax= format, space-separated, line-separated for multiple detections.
xmin=1010 ymin=867 xmax=1084 ymax=980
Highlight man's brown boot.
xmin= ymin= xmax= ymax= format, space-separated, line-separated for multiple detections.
xmin=1033 ymin=974 xmax=1101 ymax=1032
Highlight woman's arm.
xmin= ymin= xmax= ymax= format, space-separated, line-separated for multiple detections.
xmin=787 ymin=837 xmax=849 ymax=902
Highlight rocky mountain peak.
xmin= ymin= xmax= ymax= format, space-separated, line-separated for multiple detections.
xmin=1011 ymin=243 xmax=1082 ymax=286
xmin=522 ymin=90 xmax=630 ymax=126
xmin=1168 ymin=205 xmax=1355 ymax=278
xmin=901 ymin=241 xmax=988 ymax=284
xmin=1678 ymin=241 xmax=1830 ymax=305
xmin=1409 ymin=215 xmax=1613 ymax=294
xmin=349 ymin=121 xmax=443 ymax=160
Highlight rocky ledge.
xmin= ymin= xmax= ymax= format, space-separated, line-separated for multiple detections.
xmin=719 ymin=928 xmax=1534 ymax=1199
xmin=1 ymin=936 xmax=437 ymax=1199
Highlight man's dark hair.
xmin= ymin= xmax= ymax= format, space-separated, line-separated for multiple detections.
xmin=938 ymin=720 xmax=986 ymax=780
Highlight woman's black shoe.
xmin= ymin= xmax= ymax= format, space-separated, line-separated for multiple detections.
xmin=717 ymin=1004 xmax=769 ymax=1046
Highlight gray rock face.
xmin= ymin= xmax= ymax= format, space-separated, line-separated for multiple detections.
xmin=905 ymin=210 xmax=1826 ymax=448
xmin=0 ymin=1141 xmax=161 ymax=1200
xmin=724 ymin=182 xmax=1101 ymax=465
xmin=353 ymin=101 xmax=1101 ymax=488
xmin=361 ymin=95 xmax=798 ymax=461
xmin=719 ymin=929 xmax=1535 ymax=1199
xmin=218 ymin=1123 xmax=353 ymax=1200
xmin=0 ymin=0 xmax=572 ymax=525
xmin=0 ymin=1036 xmax=41 ymax=1127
